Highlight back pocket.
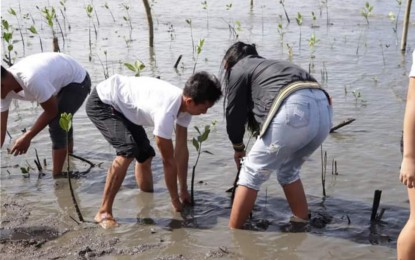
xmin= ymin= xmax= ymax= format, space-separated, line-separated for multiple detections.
xmin=285 ymin=102 xmax=310 ymax=128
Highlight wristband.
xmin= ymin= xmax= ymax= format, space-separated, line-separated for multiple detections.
xmin=233 ymin=143 xmax=245 ymax=152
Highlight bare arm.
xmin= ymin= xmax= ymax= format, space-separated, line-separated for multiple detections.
xmin=155 ymin=135 xmax=182 ymax=211
xmin=175 ymin=124 xmax=190 ymax=204
xmin=400 ymin=77 xmax=415 ymax=188
xmin=10 ymin=96 xmax=58 ymax=156
xmin=1 ymin=110 xmax=9 ymax=147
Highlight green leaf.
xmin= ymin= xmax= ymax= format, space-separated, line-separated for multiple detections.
xmin=8 ymin=8 xmax=16 ymax=16
xmin=203 ymin=150 xmax=213 ymax=155
xmin=199 ymin=128 xmax=210 ymax=142
xmin=28 ymin=25 xmax=38 ymax=34
xmin=20 ymin=167 xmax=29 ymax=174
xmin=192 ymin=137 xmax=199 ymax=151
xmin=2 ymin=19 xmax=10 ymax=30
xmin=124 ymin=63 xmax=136 ymax=72
xmin=194 ymin=126 xmax=201 ymax=134
xmin=59 ymin=112 xmax=72 ymax=132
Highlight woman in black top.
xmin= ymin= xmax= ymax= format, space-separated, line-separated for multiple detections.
xmin=220 ymin=42 xmax=332 ymax=229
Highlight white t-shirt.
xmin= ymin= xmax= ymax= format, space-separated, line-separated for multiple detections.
xmin=96 ymin=74 xmax=192 ymax=139
xmin=1 ymin=52 xmax=86 ymax=112
xmin=410 ymin=50 xmax=415 ymax=78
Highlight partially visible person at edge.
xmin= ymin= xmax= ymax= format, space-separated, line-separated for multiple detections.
xmin=86 ymin=71 xmax=222 ymax=229
xmin=219 ymin=41 xmax=333 ymax=229
xmin=397 ymin=49 xmax=415 ymax=260
xmin=1 ymin=52 xmax=91 ymax=177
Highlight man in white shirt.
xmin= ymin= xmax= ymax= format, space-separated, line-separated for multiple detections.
xmin=1 ymin=52 xmax=91 ymax=176
xmin=86 ymin=71 xmax=222 ymax=229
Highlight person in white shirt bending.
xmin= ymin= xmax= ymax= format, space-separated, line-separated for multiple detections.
xmin=1 ymin=52 xmax=91 ymax=177
xmin=86 ymin=71 xmax=222 ymax=229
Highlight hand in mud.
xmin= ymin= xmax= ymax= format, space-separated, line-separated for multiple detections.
xmin=171 ymin=197 xmax=183 ymax=212
xmin=10 ymin=134 xmax=31 ymax=156
xmin=180 ymin=189 xmax=191 ymax=205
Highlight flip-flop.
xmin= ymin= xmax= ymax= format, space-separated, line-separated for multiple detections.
xmin=95 ymin=214 xmax=119 ymax=229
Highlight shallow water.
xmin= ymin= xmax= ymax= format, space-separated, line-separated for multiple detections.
xmin=1 ymin=0 xmax=415 ymax=259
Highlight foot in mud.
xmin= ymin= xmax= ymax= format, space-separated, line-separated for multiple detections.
xmin=280 ymin=216 xmax=311 ymax=233
xmin=95 ymin=213 xmax=119 ymax=229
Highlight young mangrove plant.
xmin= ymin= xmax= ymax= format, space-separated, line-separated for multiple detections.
xmin=279 ymin=0 xmax=290 ymax=23
xmin=40 ymin=6 xmax=60 ymax=52
xmin=124 ymin=59 xmax=146 ymax=76
xmin=186 ymin=19 xmax=196 ymax=61
xmin=8 ymin=8 xmax=26 ymax=55
xmin=295 ymin=12 xmax=303 ymax=51
xmin=201 ymin=1 xmax=209 ymax=28
xmin=97 ymin=50 xmax=110 ymax=79
xmin=59 ymin=112 xmax=84 ymax=222
xmin=28 ymin=25 xmax=44 ymax=52
xmin=361 ymin=2 xmax=374 ymax=25
xmin=1 ymin=19 xmax=17 ymax=66
xmin=308 ymin=32 xmax=319 ymax=73
xmin=277 ymin=21 xmax=285 ymax=48
xmin=142 ymin=0 xmax=154 ymax=48
xmin=122 ymin=3 xmax=133 ymax=42
xmin=85 ymin=4 xmax=96 ymax=61
xmin=103 ymin=2 xmax=116 ymax=22
xmin=190 ymin=124 xmax=213 ymax=205
xmin=193 ymin=38 xmax=205 ymax=74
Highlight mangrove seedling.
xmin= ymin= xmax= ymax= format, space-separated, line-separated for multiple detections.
xmin=1 ymin=19 xmax=17 ymax=66
xmin=308 ymin=32 xmax=319 ymax=72
xmin=295 ymin=12 xmax=303 ymax=51
xmin=122 ymin=3 xmax=133 ymax=41
xmin=277 ymin=22 xmax=285 ymax=47
xmin=59 ymin=112 xmax=84 ymax=222
xmin=361 ymin=2 xmax=374 ymax=25
xmin=85 ymin=4 xmax=97 ymax=61
xmin=201 ymin=1 xmax=209 ymax=28
xmin=8 ymin=8 xmax=26 ymax=56
xmin=104 ymin=2 xmax=116 ymax=22
xmin=193 ymin=38 xmax=205 ymax=74
xmin=190 ymin=124 xmax=213 ymax=205
xmin=40 ymin=6 xmax=60 ymax=52
xmin=186 ymin=19 xmax=195 ymax=61
xmin=124 ymin=60 xmax=146 ymax=76
xmin=279 ymin=0 xmax=290 ymax=23
xmin=28 ymin=25 xmax=44 ymax=52
xmin=142 ymin=0 xmax=154 ymax=48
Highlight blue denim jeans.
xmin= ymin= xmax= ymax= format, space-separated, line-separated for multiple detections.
xmin=238 ymin=88 xmax=333 ymax=190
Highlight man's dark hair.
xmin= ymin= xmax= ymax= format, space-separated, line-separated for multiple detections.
xmin=1 ymin=65 xmax=7 ymax=79
xmin=183 ymin=71 xmax=222 ymax=104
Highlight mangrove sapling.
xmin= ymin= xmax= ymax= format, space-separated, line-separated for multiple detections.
xmin=320 ymin=146 xmax=327 ymax=197
xmin=40 ymin=6 xmax=60 ymax=52
xmin=122 ymin=4 xmax=133 ymax=42
xmin=307 ymin=32 xmax=319 ymax=73
xmin=311 ymin=11 xmax=318 ymax=28
xmin=1 ymin=19 xmax=17 ymax=66
xmin=85 ymin=4 xmax=96 ymax=61
xmin=59 ymin=0 xmax=70 ymax=31
xmin=8 ymin=8 xmax=26 ymax=56
xmin=277 ymin=22 xmax=285 ymax=48
xmin=193 ymin=39 xmax=205 ymax=74
xmin=97 ymin=50 xmax=110 ymax=79
xmin=142 ymin=0 xmax=154 ymax=48
xmin=295 ymin=12 xmax=303 ymax=51
xmin=201 ymin=1 xmax=209 ymax=29
xmin=190 ymin=124 xmax=213 ymax=206
xmin=279 ymin=0 xmax=290 ymax=23
xmin=103 ymin=2 xmax=116 ymax=22
xmin=186 ymin=19 xmax=195 ymax=61
xmin=59 ymin=112 xmax=84 ymax=222
xmin=124 ymin=59 xmax=146 ymax=76
xmin=28 ymin=25 xmax=44 ymax=52
xmin=361 ymin=2 xmax=374 ymax=25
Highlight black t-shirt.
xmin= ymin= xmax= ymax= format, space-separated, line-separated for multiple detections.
xmin=225 ymin=55 xmax=317 ymax=145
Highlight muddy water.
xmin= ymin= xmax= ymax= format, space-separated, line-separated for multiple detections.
xmin=1 ymin=0 xmax=415 ymax=259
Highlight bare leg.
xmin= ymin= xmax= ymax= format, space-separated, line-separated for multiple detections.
xmin=282 ymin=179 xmax=309 ymax=220
xmin=95 ymin=155 xmax=133 ymax=228
xmin=229 ymin=185 xmax=258 ymax=229
xmin=397 ymin=188 xmax=415 ymax=260
xmin=135 ymin=157 xmax=154 ymax=192
xmin=52 ymin=147 xmax=67 ymax=176
xmin=52 ymin=142 xmax=73 ymax=176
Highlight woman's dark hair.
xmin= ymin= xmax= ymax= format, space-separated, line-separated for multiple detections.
xmin=183 ymin=71 xmax=222 ymax=105
xmin=219 ymin=42 xmax=259 ymax=135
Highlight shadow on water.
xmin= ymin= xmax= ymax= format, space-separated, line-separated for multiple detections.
xmin=134 ymin=190 xmax=405 ymax=248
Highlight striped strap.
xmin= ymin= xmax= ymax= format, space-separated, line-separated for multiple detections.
xmin=258 ymin=81 xmax=330 ymax=138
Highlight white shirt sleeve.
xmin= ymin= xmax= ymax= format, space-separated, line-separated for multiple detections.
xmin=410 ymin=50 xmax=415 ymax=78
